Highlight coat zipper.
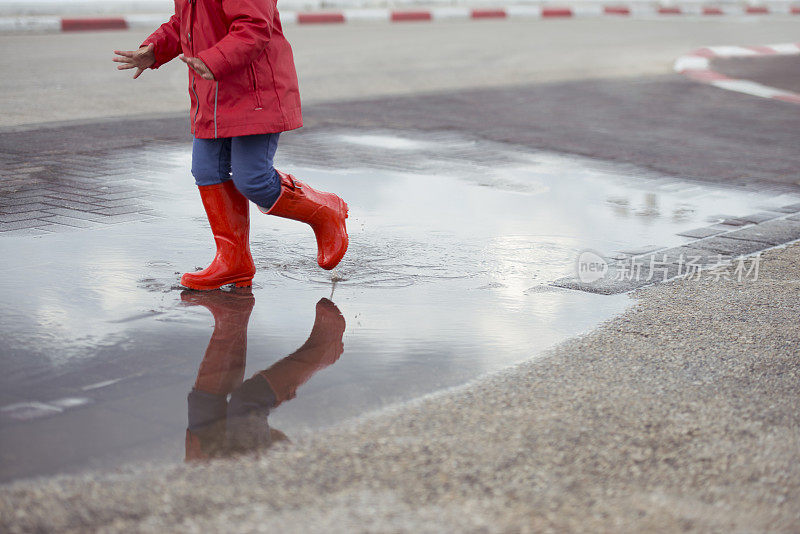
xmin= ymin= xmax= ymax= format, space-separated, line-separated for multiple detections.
xmin=213 ymin=82 xmax=219 ymax=138
xmin=188 ymin=0 xmax=201 ymax=132
xmin=249 ymin=64 xmax=263 ymax=110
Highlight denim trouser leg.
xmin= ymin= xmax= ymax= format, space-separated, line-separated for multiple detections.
xmin=191 ymin=133 xmax=282 ymax=210
xmin=230 ymin=133 xmax=282 ymax=210
xmin=191 ymin=137 xmax=232 ymax=186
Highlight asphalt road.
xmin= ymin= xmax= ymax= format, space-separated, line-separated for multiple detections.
xmin=1 ymin=17 xmax=798 ymax=127
xmin=713 ymin=55 xmax=800 ymax=93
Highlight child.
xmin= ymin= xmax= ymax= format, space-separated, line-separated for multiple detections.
xmin=113 ymin=0 xmax=348 ymax=291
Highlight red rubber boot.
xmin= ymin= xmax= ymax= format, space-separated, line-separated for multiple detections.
xmin=181 ymin=181 xmax=256 ymax=290
xmin=259 ymin=170 xmax=349 ymax=270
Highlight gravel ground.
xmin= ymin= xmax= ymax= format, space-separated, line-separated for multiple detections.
xmin=1 ymin=242 xmax=798 ymax=532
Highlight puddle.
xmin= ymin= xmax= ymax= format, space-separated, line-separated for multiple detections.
xmin=1 ymin=130 xmax=798 ymax=482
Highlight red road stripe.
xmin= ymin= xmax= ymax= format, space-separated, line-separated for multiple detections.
xmin=297 ymin=12 xmax=345 ymax=23
xmin=774 ymin=94 xmax=800 ymax=104
xmin=40 ymin=5 xmax=800 ymax=35
xmin=471 ymin=9 xmax=507 ymax=19
xmin=748 ymin=45 xmax=778 ymax=54
xmin=541 ymin=7 xmax=573 ymax=17
xmin=677 ymin=44 xmax=800 ymax=107
xmin=391 ymin=11 xmax=433 ymax=21
xmin=61 ymin=18 xmax=127 ymax=31
xmin=691 ymin=47 xmax=716 ymax=58
xmin=604 ymin=6 xmax=631 ymax=15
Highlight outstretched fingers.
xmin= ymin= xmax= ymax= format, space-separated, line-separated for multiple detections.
xmin=179 ymin=55 xmax=195 ymax=69
xmin=112 ymin=52 xmax=138 ymax=72
xmin=113 ymin=46 xmax=155 ymax=78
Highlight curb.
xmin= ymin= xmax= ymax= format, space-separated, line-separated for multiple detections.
xmin=674 ymin=43 xmax=800 ymax=104
xmin=1 ymin=4 xmax=799 ymax=32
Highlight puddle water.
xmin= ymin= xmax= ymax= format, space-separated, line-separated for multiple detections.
xmin=1 ymin=131 xmax=798 ymax=481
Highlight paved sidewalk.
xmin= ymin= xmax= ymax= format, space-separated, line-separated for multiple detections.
xmin=0 ymin=145 xmax=175 ymax=235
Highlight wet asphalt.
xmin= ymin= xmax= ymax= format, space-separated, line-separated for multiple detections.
xmin=12 ymin=130 xmax=799 ymax=481
xmin=2 ymin=241 xmax=798 ymax=532
xmin=3 ymin=72 xmax=799 ymax=188
xmin=2 ymin=19 xmax=800 ymax=532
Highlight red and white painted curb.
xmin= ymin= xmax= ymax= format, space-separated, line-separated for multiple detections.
xmin=1 ymin=3 xmax=799 ymax=32
xmin=674 ymin=43 xmax=800 ymax=104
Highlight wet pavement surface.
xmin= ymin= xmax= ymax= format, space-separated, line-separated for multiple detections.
xmin=300 ymin=76 xmax=800 ymax=188
xmin=2 ymin=129 xmax=800 ymax=482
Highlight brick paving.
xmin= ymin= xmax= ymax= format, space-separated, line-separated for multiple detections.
xmin=553 ymin=211 xmax=800 ymax=294
xmin=0 ymin=144 xmax=183 ymax=236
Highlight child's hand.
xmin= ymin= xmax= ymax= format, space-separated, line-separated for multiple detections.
xmin=113 ymin=44 xmax=156 ymax=79
xmin=180 ymin=55 xmax=216 ymax=81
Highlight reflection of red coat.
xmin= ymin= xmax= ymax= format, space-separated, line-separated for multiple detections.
xmin=143 ymin=0 xmax=302 ymax=139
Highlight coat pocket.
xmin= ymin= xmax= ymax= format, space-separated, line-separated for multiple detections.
xmin=248 ymin=64 xmax=264 ymax=110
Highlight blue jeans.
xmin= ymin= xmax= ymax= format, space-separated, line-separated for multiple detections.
xmin=191 ymin=133 xmax=282 ymax=210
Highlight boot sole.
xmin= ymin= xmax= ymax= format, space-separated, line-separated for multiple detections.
xmin=180 ymin=276 xmax=254 ymax=291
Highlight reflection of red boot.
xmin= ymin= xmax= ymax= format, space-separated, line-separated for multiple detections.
xmin=226 ymin=298 xmax=346 ymax=451
xmin=181 ymin=181 xmax=256 ymax=290
xmin=259 ymin=171 xmax=349 ymax=270
xmin=185 ymin=393 xmax=227 ymax=461
xmin=183 ymin=288 xmax=255 ymax=461
xmin=183 ymin=288 xmax=255 ymax=395
xmin=259 ymin=298 xmax=346 ymax=405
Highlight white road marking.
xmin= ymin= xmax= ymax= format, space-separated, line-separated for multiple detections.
xmin=675 ymin=42 xmax=800 ymax=105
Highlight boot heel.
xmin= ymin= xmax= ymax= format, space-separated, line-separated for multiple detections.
xmin=235 ymin=280 xmax=252 ymax=288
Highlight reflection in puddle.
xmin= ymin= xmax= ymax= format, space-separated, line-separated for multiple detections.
xmin=185 ymin=290 xmax=344 ymax=460
xmin=338 ymin=134 xmax=427 ymax=151
xmin=1 ymin=130 xmax=798 ymax=482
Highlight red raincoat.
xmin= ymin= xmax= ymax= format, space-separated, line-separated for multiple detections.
xmin=143 ymin=0 xmax=302 ymax=139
